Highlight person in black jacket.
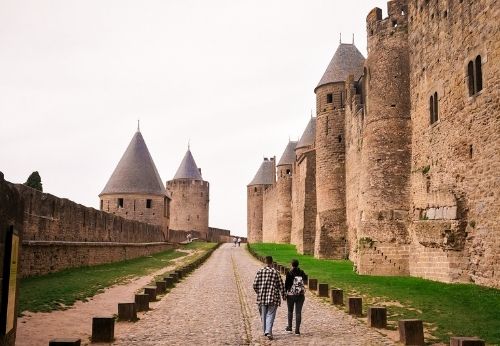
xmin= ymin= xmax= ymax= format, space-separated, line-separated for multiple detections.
xmin=284 ymin=259 xmax=307 ymax=335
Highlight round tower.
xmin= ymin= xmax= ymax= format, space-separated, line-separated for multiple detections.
xmin=247 ymin=157 xmax=275 ymax=243
xmin=314 ymin=43 xmax=365 ymax=259
xmin=357 ymin=0 xmax=411 ymax=275
xmin=276 ymin=141 xmax=297 ymax=243
xmin=166 ymin=149 xmax=209 ymax=237
xmin=99 ymin=129 xmax=169 ymax=231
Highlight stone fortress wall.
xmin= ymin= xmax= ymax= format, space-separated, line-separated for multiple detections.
xmin=248 ymin=0 xmax=499 ymax=288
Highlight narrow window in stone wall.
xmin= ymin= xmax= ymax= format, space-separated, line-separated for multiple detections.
xmin=146 ymin=199 xmax=152 ymax=208
xmin=117 ymin=198 xmax=124 ymax=208
xmin=286 ymin=169 xmax=291 ymax=175
xmin=475 ymin=55 xmax=483 ymax=93
xmin=100 ymin=199 xmax=103 ymax=210
xmin=433 ymin=92 xmax=438 ymax=123
xmin=163 ymin=197 xmax=167 ymax=217
xmin=429 ymin=94 xmax=434 ymax=124
xmin=340 ymin=92 xmax=344 ymax=108
xmin=107 ymin=200 xmax=109 ymax=211
xmin=327 ymin=93 xmax=333 ymax=103
xmin=468 ymin=61 xmax=475 ymax=96
xmin=133 ymin=200 xmax=136 ymax=211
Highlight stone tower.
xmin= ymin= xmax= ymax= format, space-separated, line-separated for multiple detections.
xmin=291 ymin=118 xmax=317 ymax=254
xmin=99 ymin=129 xmax=170 ymax=230
xmin=357 ymin=0 xmax=412 ymax=275
xmin=166 ymin=149 xmax=209 ymax=237
xmin=247 ymin=157 xmax=275 ymax=243
xmin=314 ymin=43 xmax=365 ymax=259
xmin=275 ymin=141 xmax=297 ymax=243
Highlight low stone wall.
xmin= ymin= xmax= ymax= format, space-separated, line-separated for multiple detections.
xmin=21 ymin=241 xmax=173 ymax=277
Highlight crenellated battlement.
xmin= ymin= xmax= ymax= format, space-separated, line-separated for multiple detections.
xmin=367 ymin=0 xmax=408 ymax=44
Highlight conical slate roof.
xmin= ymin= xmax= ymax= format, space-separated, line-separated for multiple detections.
xmin=296 ymin=117 xmax=316 ymax=150
xmin=100 ymin=131 xmax=166 ymax=196
xmin=315 ymin=43 xmax=365 ymax=92
xmin=172 ymin=149 xmax=203 ymax=180
xmin=248 ymin=159 xmax=275 ymax=186
xmin=277 ymin=141 xmax=297 ymax=166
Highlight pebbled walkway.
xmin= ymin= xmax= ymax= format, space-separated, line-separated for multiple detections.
xmin=114 ymin=244 xmax=395 ymax=345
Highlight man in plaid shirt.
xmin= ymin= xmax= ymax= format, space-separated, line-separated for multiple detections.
xmin=253 ymin=256 xmax=286 ymax=340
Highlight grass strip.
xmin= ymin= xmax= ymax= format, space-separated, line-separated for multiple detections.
xmin=20 ymin=242 xmax=215 ymax=314
xmin=249 ymin=243 xmax=500 ymax=344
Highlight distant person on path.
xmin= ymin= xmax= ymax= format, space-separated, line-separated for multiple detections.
xmin=253 ymin=256 xmax=286 ymax=340
xmin=237 ymin=237 xmax=241 ymax=247
xmin=284 ymin=259 xmax=308 ymax=335
xmin=233 ymin=237 xmax=237 ymax=247
xmin=186 ymin=233 xmax=192 ymax=243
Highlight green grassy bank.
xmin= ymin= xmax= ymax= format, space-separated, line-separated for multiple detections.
xmin=20 ymin=242 xmax=216 ymax=314
xmin=249 ymin=243 xmax=500 ymax=345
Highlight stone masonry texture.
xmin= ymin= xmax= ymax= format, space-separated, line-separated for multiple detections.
xmin=248 ymin=0 xmax=499 ymax=288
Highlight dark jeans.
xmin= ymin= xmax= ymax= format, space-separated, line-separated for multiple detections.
xmin=287 ymin=294 xmax=305 ymax=332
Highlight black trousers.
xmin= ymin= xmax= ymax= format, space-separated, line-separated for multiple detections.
xmin=287 ymin=294 xmax=305 ymax=331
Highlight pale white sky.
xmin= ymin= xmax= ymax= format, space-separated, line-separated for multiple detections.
xmin=0 ymin=0 xmax=389 ymax=236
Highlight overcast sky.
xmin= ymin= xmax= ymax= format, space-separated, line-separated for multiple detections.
xmin=0 ymin=0 xmax=389 ymax=236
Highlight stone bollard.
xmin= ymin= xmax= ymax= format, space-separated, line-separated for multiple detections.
xmin=367 ymin=307 xmax=387 ymax=328
xmin=144 ymin=286 xmax=157 ymax=301
xmin=164 ymin=276 xmax=175 ymax=288
xmin=331 ymin=289 xmax=343 ymax=305
xmin=317 ymin=283 xmax=329 ymax=297
xmin=135 ymin=294 xmax=149 ymax=311
xmin=91 ymin=317 xmax=115 ymax=342
xmin=308 ymin=279 xmax=318 ymax=291
xmin=398 ymin=319 xmax=424 ymax=345
xmin=49 ymin=339 xmax=81 ymax=346
xmin=450 ymin=337 xmax=485 ymax=346
xmin=155 ymin=281 xmax=166 ymax=294
xmin=348 ymin=297 xmax=363 ymax=316
xmin=118 ymin=302 xmax=137 ymax=321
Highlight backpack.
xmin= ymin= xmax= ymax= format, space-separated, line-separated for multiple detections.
xmin=289 ymin=275 xmax=305 ymax=295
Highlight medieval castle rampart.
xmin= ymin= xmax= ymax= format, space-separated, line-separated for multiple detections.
xmin=248 ymin=0 xmax=499 ymax=288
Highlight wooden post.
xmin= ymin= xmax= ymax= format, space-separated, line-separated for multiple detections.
xmin=49 ymin=339 xmax=81 ymax=346
xmin=308 ymin=279 xmax=318 ymax=291
xmin=164 ymin=276 xmax=174 ymax=288
xmin=175 ymin=270 xmax=183 ymax=279
xmin=348 ymin=297 xmax=362 ymax=316
xmin=169 ymin=273 xmax=179 ymax=282
xmin=91 ymin=317 xmax=114 ymax=342
xmin=450 ymin=337 xmax=485 ymax=346
xmin=318 ymin=283 xmax=329 ymax=297
xmin=398 ymin=319 xmax=424 ymax=345
xmin=117 ymin=303 xmax=137 ymax=321
xmin=144 ymin=287 xmax=157 ymax=302
xmin=134 ymin=294 xmax=149 ymax=312
xmin=367 ymin=307 xmax=387 ymax=328
xmin=331 ymin=289 xmax=343 ymax=305
xmin=155 ymin=281 xmax=166 ymax=294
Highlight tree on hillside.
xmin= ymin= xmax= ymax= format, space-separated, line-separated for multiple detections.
xmin=24 ymin=171 xmax=43 ymax=192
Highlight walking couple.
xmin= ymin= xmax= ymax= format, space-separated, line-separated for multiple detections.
xmin=253 ymin=256 xmax=308 ymax=340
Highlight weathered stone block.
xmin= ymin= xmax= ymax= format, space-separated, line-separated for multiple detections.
xmin=91 ymin=317 xmax=114 ymax=342
xmin=426 ymin=208 xmax=436 ymax=220
xmin=398 ymin=319 xmax=424 ymax=345
xmin=175 ymin=270 xmax=183 ymax=279
xmin=330 ymin=289 xmax=343 ymax=305
xmin=317 ymin=283 xmax=329 ymax=297
xmin=169 ymin=272 xmax=179 ymax=282
xmin=348 ymin=297 xmax=362 ymax=316
xmin=445 ymin=206 xmax=458 ymax=220
xmin=155 ymin=281 xmax=166 ymax=294
xmin=144 ymin=286 xmax=157 ymax=301
xmin=49 ymin=339 xmax=81 ymax=346
xmin=367 ymin=306 xmax=387 ymax=328
xmin=393 ymin=209 xmax=408 ymax=220
xmin=118 ymin=302 xmax=137 ymax=321
xmin=134 ymin=294 xmax=149 ymax=311
xmin=435 ymin=207 xmax=444 ymax=220
xmin=308 ymin=278 xmax=318 ymax=291
xmin=450 ymin=337 xmax=485 ymax=346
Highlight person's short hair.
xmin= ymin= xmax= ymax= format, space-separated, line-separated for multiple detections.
xmin=291 ymin=259 xmax=299 ymax=268
xmin=266 ymin=256 xmax=273 ymax=265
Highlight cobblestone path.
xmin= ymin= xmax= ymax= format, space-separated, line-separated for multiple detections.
xmin=114 ymin=244 xmax=395 ymax=345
